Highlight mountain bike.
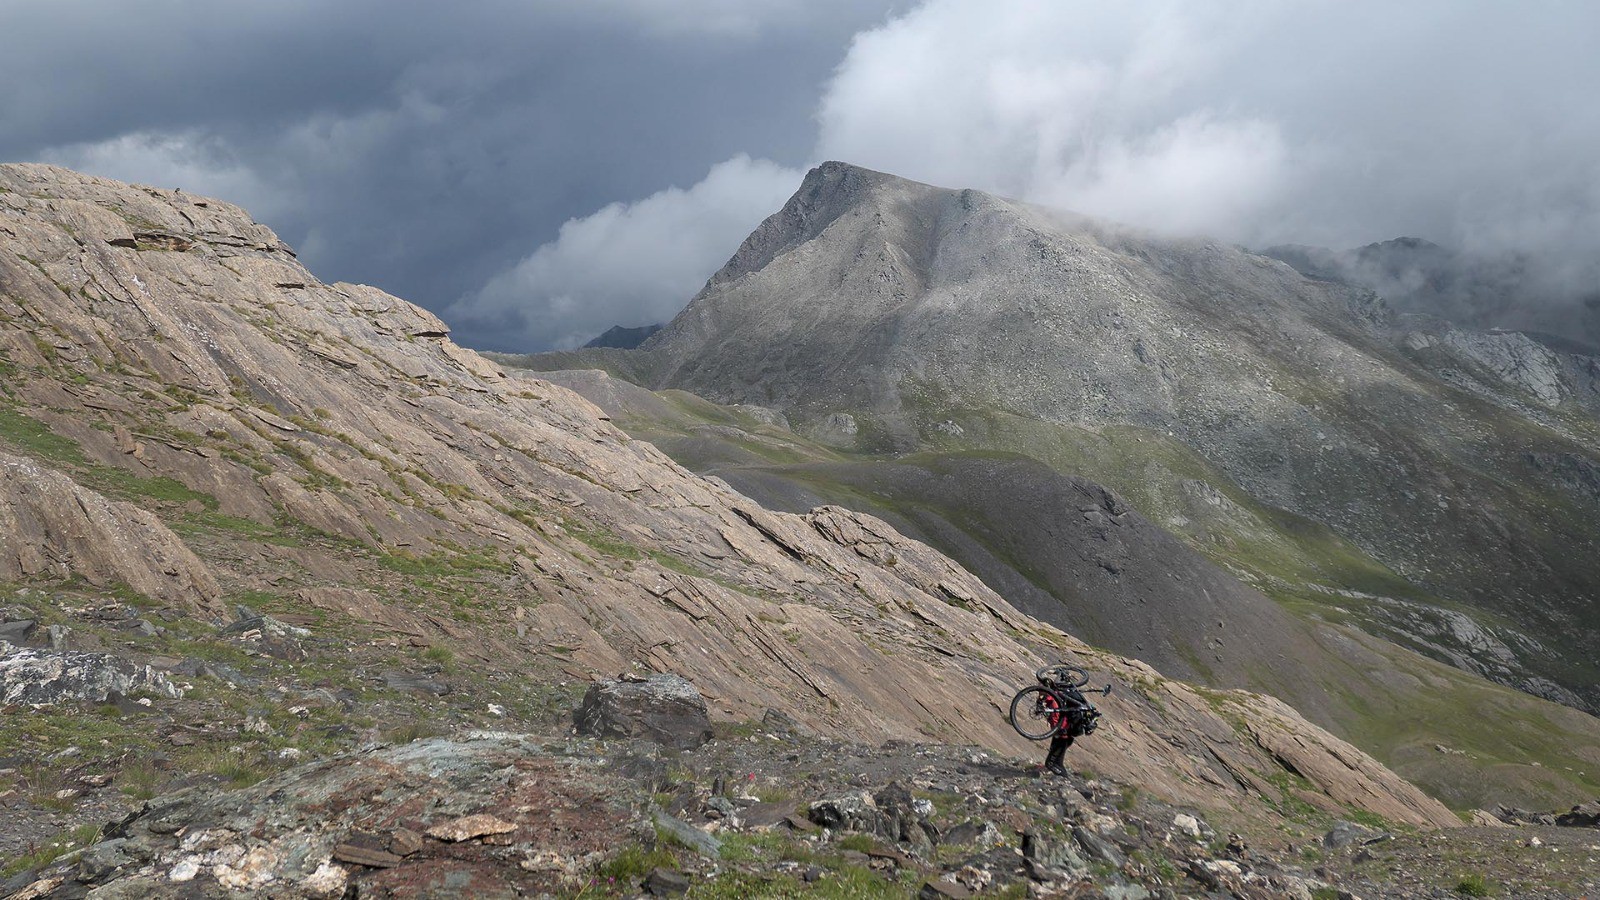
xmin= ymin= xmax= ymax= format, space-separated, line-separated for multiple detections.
xmin=1008 ymin=664 xmax=1111 ymax=741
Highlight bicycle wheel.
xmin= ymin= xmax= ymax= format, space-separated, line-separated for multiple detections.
xmin=1009 ymin=686 xmax=1061 ymax=741
xmin=1035 ymin=664 xmax=1089 ymax=688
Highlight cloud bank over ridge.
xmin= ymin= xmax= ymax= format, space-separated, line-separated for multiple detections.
xmin=468 ymin=0 xmax=1600 ymax=348
xmin=5 ymin=0 xmax=1596 ymax=349
xmin=454 ymin=156 xmax=802 ymax=350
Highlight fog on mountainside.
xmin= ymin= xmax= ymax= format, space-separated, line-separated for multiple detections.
xmin=1266 ymin=238 xmax=1600 ymax=356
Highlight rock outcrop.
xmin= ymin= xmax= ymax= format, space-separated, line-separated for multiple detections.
xmin=70 ymin=733 xmax=646 ymax=899
xmin=0 ymin=642 xmax=181 ymax=705
xmin=0 ymin=453 xmax=220 ymax=612
xmin=575 ymin=674 xmax=713 ymax=749
xmin=1555 ymin=800 xmax=1600 ymax=829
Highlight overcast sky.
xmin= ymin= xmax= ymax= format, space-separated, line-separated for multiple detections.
xmin=4 ymin=0 xmax=1597 ymax=350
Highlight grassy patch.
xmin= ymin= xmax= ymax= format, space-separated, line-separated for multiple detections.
xmin=0 ymin=706 xmax=155 ymax=765
xmin=831 ymin=833 xmax=880 ymax=854
xmin=0 ymin=405 xmax=222 ymax=510
xmin=118 ymin=758 xmax=166 ymax=802
xmin=689 ymin=865 xmax=911 ymax=900
xmin=1344 ymin=809 xmax=1393 ymax=831
xmin=647 ymin=550 xmax=712 ymax=579
xmin=382 ymin=721 xmax=449 ymax=745
xmin=185 ymin=747 xmax=274 ymax=788
xmin=0 ymin=405 xmax=86 ymax=464
xmin=0 ymin=824 xmax=101 ymax=878
xmin=593 ymin=843 xmax=681 ymax=886
xmin=566 ymin=521 xmax=644 ymax=562
xmin=379 ymin=546 xmax=510 ymax=579
xmin=172 ymin=510 xmax=289 ymax=543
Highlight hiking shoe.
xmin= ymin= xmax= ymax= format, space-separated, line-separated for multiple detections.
xmin=1044 ymin=763 xmax=1069 ymax=777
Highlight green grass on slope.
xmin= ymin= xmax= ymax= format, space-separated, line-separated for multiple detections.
xmin=0 ymin=405 xmax=221 ymax=511
xmin=912 ymin=409 xmax=1431 ymax=603
xmin=1299 ymin=625 xmax=1600 ymax=810
xmin=618 ymin=389 xmax=846 ymax=469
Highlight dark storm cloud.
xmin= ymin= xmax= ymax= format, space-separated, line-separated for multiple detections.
xmin=1 ymin=0 xmax=897 ymax=349
xmin=7 ymin=1 xmax=1599 ymax=351
xmin=467 ymin=0 xmax=1600 ymax=350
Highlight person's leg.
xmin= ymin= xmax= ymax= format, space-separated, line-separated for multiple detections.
xmin=1044 ymin=735 xmax=1069 ymax=774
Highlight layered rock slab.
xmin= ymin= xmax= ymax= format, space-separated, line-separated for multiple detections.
xmin=575 ymin=674 xmax=713 ymax=749
xmin=0 ymin=453 xmax=219 ymax=612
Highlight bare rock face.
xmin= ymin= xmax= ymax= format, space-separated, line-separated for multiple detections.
xmin=575 ymin=675 xmax=713 ymax=749
xmin=0 ymin=642 xmax=181 ymax=705
xmin=0 ymin=453 xmax=220 ymax=613
xmin=1244 ymin=695 xmax=1449 ymax=828
xmin=1556 ymin=800 xmax=1600 ymax=829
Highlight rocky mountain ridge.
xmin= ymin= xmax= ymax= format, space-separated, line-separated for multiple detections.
xmin=584 ymin=323 xmax=663 ymax=350
xmin=531 ymin=161 xmax=1600 ymax=719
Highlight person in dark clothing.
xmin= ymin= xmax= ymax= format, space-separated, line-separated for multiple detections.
xmin=1043 ymin=730 xmax=1073 ymax=776
xmin=1041 ymin=691 xmax=1077 ymax=776
xmin=1036 ymin=671 xmax=1100 ymax=776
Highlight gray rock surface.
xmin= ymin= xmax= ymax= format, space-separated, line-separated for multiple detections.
xmin=0 ymin=619 xmax=36 ymax=645
xmin=1555 ymin=800 xmax=1600 ymax=828
xmin=575 ymin=675 xmax=712 ymax=749
xmin=808 ymin=791 xmax=883 ymax=834
xmin=0 ymin=641 xmax=181 ymax=705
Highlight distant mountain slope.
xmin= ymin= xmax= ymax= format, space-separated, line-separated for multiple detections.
xmin=583 ymin=322 xmax=661 ymax=349
xmin=527 ymin=366 xmax=1600 ymax=809
xmin=524 ymin=162 xmax=1600 ymax=717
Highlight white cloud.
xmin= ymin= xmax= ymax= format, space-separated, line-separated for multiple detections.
xmin=38 ymin=131 xmax=286 ymax=222
xmin=813 ymin=0 xmax=1600 ymax=270
xmin=454 ymin=155 xmax=802 ymax=349
xmin=815 ymin=0 xmax=1294 ymax=241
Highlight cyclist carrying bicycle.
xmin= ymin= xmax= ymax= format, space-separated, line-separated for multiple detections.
xmin=1034 ymin=666 xmax=1104 ymax=776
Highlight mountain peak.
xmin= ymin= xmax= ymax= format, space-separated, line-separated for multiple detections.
xmin=706 ymin=161 xmax=946 ymax=287
xmin=583 ymin=322 xmax=661 ymax=349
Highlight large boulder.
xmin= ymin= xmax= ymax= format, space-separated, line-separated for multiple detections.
xmin=1 ymin=642 xmax=182 ymax=705
xmin=574 ymin=674 xmax=712 ymax=749
xmin=1556 ymin=800 xmax=1600 ymax=828
xmin=807 ymin=791 xmax=884 ymax=834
